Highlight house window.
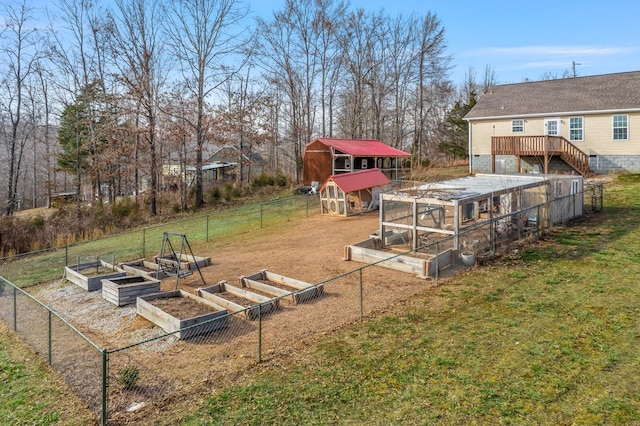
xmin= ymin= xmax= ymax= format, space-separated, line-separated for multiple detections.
xmin=511 ymin=119 xmax=524 ymax=133
xmin=613 ymin=114 xmax=628 ymax=140
xmin=569 ymin=117 xmax=583 ymax=141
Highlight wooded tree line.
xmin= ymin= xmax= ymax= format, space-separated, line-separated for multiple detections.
xmin=0 ymin=0 xmax=484 ymax=217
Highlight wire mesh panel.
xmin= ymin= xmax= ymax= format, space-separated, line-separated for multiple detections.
xmin=0 ymin=277 xmax=104 ymax=419
xmin=107 ymin=307 xmax=257 ymax=423
xmin=13 ymin=291 xmax=50 ymax=359
xmin=49 ymin=315 xmax=103 ymax=416
xmin=0 ymin=278 xmax=16 ymax=329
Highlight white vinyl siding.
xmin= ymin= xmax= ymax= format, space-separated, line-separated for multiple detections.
xmin=468 ymin=112 xmax=640 ymax=157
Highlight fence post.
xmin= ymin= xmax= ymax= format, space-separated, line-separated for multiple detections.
xmin=13 ymin=286 xmax=17 ymax=332
xmin=600 ymin=183 xmax=604 ymax=212
xmin=435 ymin=241 xmax=439 ymax=287
xmin=48 ymin=310 xmax=52 ymax=365
xmin=359 ymin=269 xmax=364 ymax=319
xmin=258 ymin=305 xmax=263 ymax=362
xmin=490 ymin=219 xmax=496 ymax=255
xmin=65 ymin=245 xmax=68 ymax=266
xmin=102 ymin=349 xmax=109 ymax=426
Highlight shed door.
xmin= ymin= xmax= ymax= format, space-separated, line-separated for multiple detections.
xmin=544 ymin=118 xmax=560 ymax=136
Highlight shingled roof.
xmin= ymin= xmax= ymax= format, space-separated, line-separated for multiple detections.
xmin=465 ymin=71 xmax=640 ymax=120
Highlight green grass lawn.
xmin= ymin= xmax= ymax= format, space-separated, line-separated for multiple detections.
xmin=2 ymin=174 xmax=640 ymax=425
xmin=0 ymin=323 xmax=94 ymax=425
xmin=179 ymin=176 xmax=640 ymax=425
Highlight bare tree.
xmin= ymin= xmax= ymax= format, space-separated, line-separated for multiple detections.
xmin=384 ymin=14 xmax=418 ymax=149
xmin=336 ymin=9 xmax=384 ymax=139
xmin=159 ymin=86 xmax=196 ymax=212
xmin=216 ymin=70 xmax=272 ymax=184
xmin=0 ymin=1 xmax=44 ymax=215
xmin=109 ymin=0 xmax=166 ymax=215
xmin=412 ymin=12 xmax=451 ymax=166
xmin=314 ymin=0 xmax=347 ymax=137
xmin=34 ymin=61 xmax=56 ymax=207
xmin=49 ymin=0 xmax=112 ymax=214
xmin=164 ymin=0 xmax=248 ymax=208
xmin=255 ymin=0 xmax=346 ymax=182
xmin=482 ymin=64 xmax=498 ymax=93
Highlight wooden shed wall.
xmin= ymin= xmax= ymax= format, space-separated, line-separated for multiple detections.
xmin=303 ymin=140 xmax=332 ymax=185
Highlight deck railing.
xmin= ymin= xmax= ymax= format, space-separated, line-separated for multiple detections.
xmin=491 ymin=135 xmax=592 ymax=176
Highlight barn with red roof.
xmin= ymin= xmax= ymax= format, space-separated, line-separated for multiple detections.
xmin=302 ymin=138 xmax=410 ymax=186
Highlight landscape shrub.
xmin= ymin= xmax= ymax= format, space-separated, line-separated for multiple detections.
xmin=223 ymin=183 xmax=242 ymax=202
xmin=251 ymin=173 xmax=289 ymax=189
xmin=115 ymin=365 xmax=139 ymax=389
xmin=207 ymin=187 xmax=222 ymax=205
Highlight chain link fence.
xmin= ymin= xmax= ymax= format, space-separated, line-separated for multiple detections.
xmin=0 ymin=185 xmax=603 ymax=424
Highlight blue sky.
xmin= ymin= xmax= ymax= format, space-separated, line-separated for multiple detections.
xmin=16 ymin=0 xmax=640 ymax=86
xmin=255 ymin=0 xmax=640 ymax=85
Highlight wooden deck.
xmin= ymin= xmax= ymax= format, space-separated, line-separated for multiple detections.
xmin=491 ymin=135 xmax=593 ymax=176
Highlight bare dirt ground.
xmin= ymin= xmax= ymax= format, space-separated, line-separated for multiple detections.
xmin=28 ymin=210 xmax=463 ymax=424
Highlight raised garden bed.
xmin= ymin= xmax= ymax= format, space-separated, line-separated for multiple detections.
xmin=344 ymin=238 xmax=455 ymax=278
xmin=239 ymin=270 xmax=323 ymax=304
xmin=196 ymin=281 xmax=279 ymax=320
xmin=136 ymin=290 xmax=228 ymax=339
xmin=119 ymin=259 xmax=168 ymax=280
xmin=64 ymin=259 xmax=127 ymax=292
xmin=101 ymin=275 xmax=161 ymax=307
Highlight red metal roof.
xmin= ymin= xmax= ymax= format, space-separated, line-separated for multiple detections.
xmin=321 ymin=168 xmax=391 ymax=193
xmin=304 ymin=138 xmax=410 ymax=157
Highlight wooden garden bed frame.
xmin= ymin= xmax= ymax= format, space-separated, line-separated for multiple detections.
xmin=344 ymin=238 xmax=455 ymax=278
xmin=64 ymin=259 xmax=127 ymax=292
xmin=119 ymin=259 xmax=168 ymax=280
xmin=136 ymin=290 xmax=229 ymax=339
xmin=196 ymin=281 xmax=279 ymax=320
xmin=239 ymin=270 xmax=323 ymax=304
xmin=101 ymin=275 xmax=161 ymax=307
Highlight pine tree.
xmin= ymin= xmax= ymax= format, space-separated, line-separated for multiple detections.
xmin=437 ymin=92 xmax=477 ymax=160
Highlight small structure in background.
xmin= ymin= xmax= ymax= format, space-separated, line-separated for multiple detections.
xmin=48 ymin=191 xmax=78 ymax=208
xmin=302 ymin=138 xmax=410 ymax=186
xmin=207 ymin=144 xmax=264 ymax=183
xmin=319 ymin=168 xmax=391 ymax=216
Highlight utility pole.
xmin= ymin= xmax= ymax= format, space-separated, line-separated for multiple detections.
xmin=572 ymin=61 xmax=582 ymax=78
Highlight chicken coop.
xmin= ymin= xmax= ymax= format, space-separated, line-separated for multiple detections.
xmin=378 ymin=173 xmax=584 ymax=252
xmin=319 ymin=168 xmax=392 ymax=216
